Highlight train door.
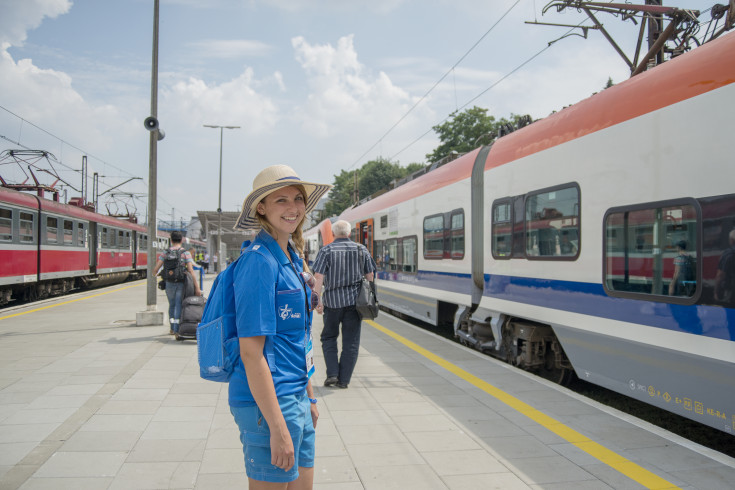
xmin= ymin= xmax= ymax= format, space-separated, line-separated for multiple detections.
xmin=358 ymin=219 xmax=374 ymax=257
xmin=132 ymin=231 xmax=139 ymax=269
xmin=88 ymin=221 xmax=97 ymax=272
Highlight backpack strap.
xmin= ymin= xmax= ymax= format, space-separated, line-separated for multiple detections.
xmin=242 ymin=244 xmax=280 ymax=372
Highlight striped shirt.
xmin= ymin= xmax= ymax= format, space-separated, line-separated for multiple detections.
xmin=312 ymin=238 xmax=377 ymax=309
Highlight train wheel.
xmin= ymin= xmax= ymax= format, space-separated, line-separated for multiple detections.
xmin=539 ymin=349 xmax=573 ymax=386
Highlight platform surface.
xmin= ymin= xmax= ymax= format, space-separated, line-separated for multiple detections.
xmin=0 ymin=277 xmax=733 ymax=489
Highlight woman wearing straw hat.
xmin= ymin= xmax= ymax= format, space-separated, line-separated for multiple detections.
xmin=229 ymin=165 xmax=331 ymax=488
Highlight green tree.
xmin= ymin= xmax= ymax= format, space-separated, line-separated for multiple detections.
xmin=357 ymin=158 xmax=404 ymax=199
xmin=323 ymin=169 xmax=355 ymax=218
xmin=323 ymin=158 xmax=425 ymax=217
xmin=426 ymin=107 xmax=531 ymax=164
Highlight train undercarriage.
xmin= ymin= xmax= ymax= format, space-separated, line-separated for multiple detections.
xmin=453 ymin=305 xmax=575 ymax=385
xmin=0 ymin=270 xmax=146 ymax=307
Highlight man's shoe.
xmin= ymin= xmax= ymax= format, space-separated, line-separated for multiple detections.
xmin=336 ymin=382 xmax=348 ymax=389
xmin=324 ymin=376 xmax=339 ymax=387
xmin=169 ymin=329 xmax=174 ymax=335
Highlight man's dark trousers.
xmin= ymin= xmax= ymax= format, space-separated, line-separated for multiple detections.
xmin=321 ymin=306 xmax=362 ymax=385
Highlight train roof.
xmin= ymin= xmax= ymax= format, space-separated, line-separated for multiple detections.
xmin=0 ymin=186 xmax=147 ymax=231
xmin=339 ymin=33 xmax=735 ymax=223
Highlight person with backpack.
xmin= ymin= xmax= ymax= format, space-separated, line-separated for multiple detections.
xmin=154 ymin=230 xmax=201 ymax=335
xmin=669 ymin=240 xmax=696 ymax=297
xmin=228 ymin=164 xmax=331 ymax=487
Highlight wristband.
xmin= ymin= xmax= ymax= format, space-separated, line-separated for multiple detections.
xmin=308 ymin=397 xmax=317 ymax=404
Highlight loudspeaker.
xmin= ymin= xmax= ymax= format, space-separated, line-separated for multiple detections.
xmin=143 ymin=116 xmax=159 ymax=131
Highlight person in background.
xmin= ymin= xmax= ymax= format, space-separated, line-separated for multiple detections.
xmin=229 ymin=164 xmax=331 ymax=488
xmin=154 ymin=231 xmax=201 ymax=335
xmin=312 ymin=220 xmax=376 ymax=389
xmin=669 ymin=240 xmax=695 ymax=296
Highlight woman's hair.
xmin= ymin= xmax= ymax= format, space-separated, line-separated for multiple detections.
xmin=256 ymin=184 xmax=307 ymax=257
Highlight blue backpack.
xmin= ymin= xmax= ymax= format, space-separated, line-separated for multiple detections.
xmin=196 ymin=245 xmax=277 ymax=382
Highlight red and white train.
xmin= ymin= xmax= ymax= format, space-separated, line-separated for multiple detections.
xmin=306 ymin=33 xmax=735 ymax=433
xmin=0 ymin=186 xmax=180 ymax=305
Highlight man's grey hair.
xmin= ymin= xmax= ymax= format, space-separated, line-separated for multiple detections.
xmin=730 ymin=229 xmax=735 ymax=242
xmin=332 ymin=220 xmax=351 ymax=238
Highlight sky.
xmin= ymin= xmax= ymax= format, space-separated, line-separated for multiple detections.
xmin=0 ymin=0 xmax=720 ymax=226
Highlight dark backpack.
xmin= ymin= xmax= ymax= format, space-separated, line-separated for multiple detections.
xmin=163 ymin=248 xmax=187 ymax=282
xmin=681 ymin=254 xmax=696 ymax=282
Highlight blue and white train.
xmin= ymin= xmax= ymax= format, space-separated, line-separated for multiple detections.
xmin=309 ymin=33 xmax=735 ymax=433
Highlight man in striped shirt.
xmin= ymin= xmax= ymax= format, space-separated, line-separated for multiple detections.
xmin=313 ymin=220 xmax=377 ymax=389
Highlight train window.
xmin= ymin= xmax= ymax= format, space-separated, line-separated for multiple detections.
xmin=525 ymin=184 xmax=580 ymax=260
xmin=46 ymin=217 xmax=58 ymax=243
xmin=492 ymin=201 xmax=512 ymax=259
xmin=374 ymin=240 xmax=385 ymax=270
xmin=423 ymin=214 xmax=444 ymax=259
xmin=450 ymin=209 xmax=464 ymax=259
xmin=380 ymin=215 xmax=387 ymax=229
xmin=385 ymin=238 xmax=398 ymax=272
xmin=101 ymin=227 xmax=109 ymax=247
xmin=19 ymin=212 xmax=34 ymax=243
xmin=604 ymin=200 xmax=699 ymax=300
xmin=0 ymin=208 xmax=11 ymax=242
xmin=63 ymin=220 xmax=73 ymax=245
xmin=117 ymin=230 xmax=124 ymax=249
xmin=398 ymin=236 xmax=418 ymax=273
xmin=511 ymin=195 xmax=525 ymax=257
xmin=698 ymin=193 xmax=735 ymax=308
xmin=124 ymin=231 xmax=130 ymax=249
xmin=77 ymin=223 xmax=85 ymax=247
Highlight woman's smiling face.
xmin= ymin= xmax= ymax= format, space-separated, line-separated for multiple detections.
xmin=256 ymin=185 xmax=306 ymax=238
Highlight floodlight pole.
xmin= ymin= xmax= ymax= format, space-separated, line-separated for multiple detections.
xmin=203 ymin=124 xmax=240 ymax=272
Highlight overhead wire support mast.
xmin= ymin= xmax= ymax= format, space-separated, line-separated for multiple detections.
xmin=533 ymin=1 xmax=706 ymax=76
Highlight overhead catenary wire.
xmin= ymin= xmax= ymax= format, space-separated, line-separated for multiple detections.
xmin=346 ymin=0 xmax=522 ymax=170
xmin=388 ymin=14 xmax=599 ymax=162
xmin=0 ymin=104 xmax=198 ymax=220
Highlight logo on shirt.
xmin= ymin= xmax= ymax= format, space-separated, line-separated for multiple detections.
xmin=279 ymin=304 xmax=301 ymax=320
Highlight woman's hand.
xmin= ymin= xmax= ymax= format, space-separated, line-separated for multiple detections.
xmin=270 ymin=428 xmax=295 ymax=472
xmin=310 ymin=402 xmax=319 ymax=429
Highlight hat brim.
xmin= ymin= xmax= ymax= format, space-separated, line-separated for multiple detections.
xmin=234 ymin=180 xmax=332 ymax=231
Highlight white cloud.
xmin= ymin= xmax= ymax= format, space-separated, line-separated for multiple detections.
xmin=0 ymin=0 xmax=71 ymax=46
xmin=290 ymin=34 xmax=432 ymax=147
xmin=164 ymin=68 xmax=280 ymax=134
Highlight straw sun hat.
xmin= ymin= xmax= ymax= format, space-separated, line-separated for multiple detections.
xmin=234 ymin=165 xmax=332 ymax=230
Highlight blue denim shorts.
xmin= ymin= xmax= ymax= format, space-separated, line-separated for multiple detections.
xmin=230 ymin=392 xmax=315 ymax=483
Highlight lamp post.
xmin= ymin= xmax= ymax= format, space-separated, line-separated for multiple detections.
xmin=203 ymin=124 xmax=240 ymax=272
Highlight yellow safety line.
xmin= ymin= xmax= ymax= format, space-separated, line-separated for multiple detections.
xmin=368 ymin=320 xmax=681 ymax=490
xmin=0 ymin=282 xmax=146 ymax=321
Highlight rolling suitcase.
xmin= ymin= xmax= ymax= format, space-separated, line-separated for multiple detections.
xmin=177 ymin=295 xmax=206 ymax=341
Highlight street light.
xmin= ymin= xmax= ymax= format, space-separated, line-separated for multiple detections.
xmin=203 ymin=124 xmax=240 ymax=272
